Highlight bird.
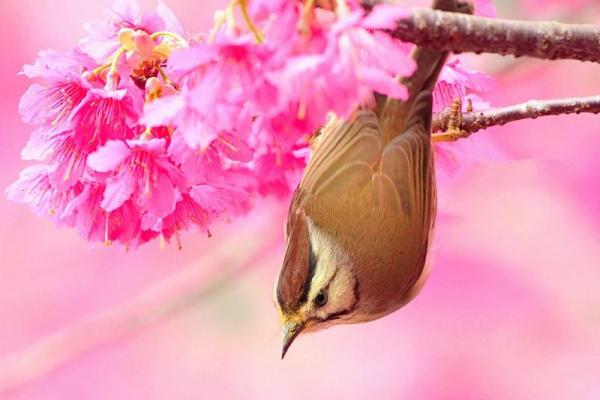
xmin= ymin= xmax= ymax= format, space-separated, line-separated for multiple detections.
xmin=274 ymin=0 xmax=469 ymax=358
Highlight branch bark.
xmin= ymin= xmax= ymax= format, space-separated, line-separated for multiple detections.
xmin=363 ymin=1 xmax=600 ymax=63
xmin=431 ymin=95 xmax=600 ymax=139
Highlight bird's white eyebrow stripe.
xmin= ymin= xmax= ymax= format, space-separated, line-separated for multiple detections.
xmin=322 ymin=268 xmax=339 ymax=293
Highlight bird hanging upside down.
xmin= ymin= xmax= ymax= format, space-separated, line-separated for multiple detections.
xmin=274 ymin=0 xmax=472 ymax=358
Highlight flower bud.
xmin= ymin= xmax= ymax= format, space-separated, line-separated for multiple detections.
xmin=145 ymin=77 xmax=161 ymax=94
xmin=118 ymin=28 xmax=136 ymax=51
xmin=82 ymin=71 xmax=95 ymax=81
xmin=133 ymin=31 xmax=155 ymax=58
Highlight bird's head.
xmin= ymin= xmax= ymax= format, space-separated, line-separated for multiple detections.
xmin=274 ymin=210 xmax=359 ymax=358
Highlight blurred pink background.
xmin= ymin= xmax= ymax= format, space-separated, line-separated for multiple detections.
xmin=1 ymin=0 xmax=599 ymax=399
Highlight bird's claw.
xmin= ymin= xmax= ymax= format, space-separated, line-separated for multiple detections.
xmin=432 ymin=98 xmax=471 ymax=142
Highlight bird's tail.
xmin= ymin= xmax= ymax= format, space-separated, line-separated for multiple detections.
xmin=378 ymin=0 xmax=473 ymax=141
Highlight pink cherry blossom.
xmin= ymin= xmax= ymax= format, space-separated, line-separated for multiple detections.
xmin=9 ymin=0 xmax=497 ymax=248
xmin=143 ymin=182 xmax=251 ymax=246
xmin=5 ymin=164 xmax=83 ymax=226
xmin=433 ymin=59 xmax=496 ymax=112
xmin=88 ymin=138 xmax=185 ymax=219
xmin=254 ymin=151 xmax=307 ymax=198
xmin=19 ymin=80 xmax=89 ymax=129
xmin=42 ymin=88 xmax=142 ymax=189
xmin=69 ymin=88 xmax=140 ymax=151
xmin=62 ymin=183 xmax=144 ymax=245
xmin=19 ymin=50 xmax=93 ymax=130
xmin=143 ymin=73 xmax=251 ymax=151
xmin=157 ymin=193 xmax=210 ymax=242
xmin=80 ymin=0 xmax=184 ymax=62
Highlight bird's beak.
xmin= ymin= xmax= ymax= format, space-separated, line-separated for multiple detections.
xmin=281 ymin=321 xmax=304 ymax=359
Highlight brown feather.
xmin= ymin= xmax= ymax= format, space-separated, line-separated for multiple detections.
xmin=277 ymin=210 xmax=314 ymax=313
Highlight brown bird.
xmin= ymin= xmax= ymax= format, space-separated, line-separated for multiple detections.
xmin=274 ymin=0 xmax=469 ymax=358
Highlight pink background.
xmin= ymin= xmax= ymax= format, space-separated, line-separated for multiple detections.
xmin=1 ymin=0 xmax=599 ymax=398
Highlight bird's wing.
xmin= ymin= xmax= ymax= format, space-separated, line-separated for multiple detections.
xmin=302 ymin=110 xmax=383 ymax=196
xmin=286 ymin=109 xmax=384 ymax=235
xmin=371 ymin=92 xmax=436 ymax=263
xmin=288 ymin=93 xmax=436 ymax=253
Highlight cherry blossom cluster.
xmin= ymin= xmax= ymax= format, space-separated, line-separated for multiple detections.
xmin=7 ymin=0 xmax=495 ymax=248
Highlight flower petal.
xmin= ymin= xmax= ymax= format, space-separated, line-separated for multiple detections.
xmin=88 ymin=140 xmax=131 ymax=173
xmin=143 ymin=173 xmax=177 ymax=218
xmin=102 ymin=172 xmax=135 ymax=212
xmin=157 ymin=0 xmax=185 ymax=35
xmin=142 ymin=95 xmax=186 ymax=127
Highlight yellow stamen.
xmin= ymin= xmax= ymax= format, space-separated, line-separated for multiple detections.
xmin=91 ymin=63 xmax=111 ymax=76
xmin=145 ymin=167 xmax=152 ymax=197
xmin=153 ymin=43 xmax=172 ymax=58
xmin=208 ymin=1 xmax=237 ymax=43
xmin=299 ymin=0 xmax=316 ymax=33
xmin=143 ymin=127 xmax=153 ymax=139
xmin=150 ymin=31 xmax=189 ymax=47
xmin=175 ymin=231 xmax=183 ymax=250
xmin=63 ymin=154 xmax=77 ymax=181
xmin=335 ymin=0 xmax=350 ymax=17
xmin=298 ymin=92 xmax=307 ymax=120
xmin=218 ymin=136 xmax=239 ymax=152
xmin=110 ymin=47 xmax=127 ymax=73
xmin=88 ymin=45 xmax=132 ymax=79
xmin=104 ymin=213 xmax=112 ymax=246
xmin=157 ymin=66 xmax=171 ymax=84
xmin=118 ymin=28 xmax=137 ymax=51
xmin=239 ymin=0 xmax=264 ymax=43
xmin=51 ymin=96 xmax=73 ymax=127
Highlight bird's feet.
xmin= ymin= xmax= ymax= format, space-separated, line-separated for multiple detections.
xmin=432 ymin=98 xmax=472 ymax=142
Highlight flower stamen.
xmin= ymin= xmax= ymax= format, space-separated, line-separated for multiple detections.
xmin=335 ymin=0 xmax=350 ymax=17
xmin=150 ymin=31 xmax=189 ymax=47
xmin=110 ymin=47 xmax=127 ymax=74
xmin=157 ymin=66 xmax=172 ymax=84
xmin=209 ymin=2 xmax=236 ymax=43
xmin=90 ymin=63 xmax=111 ymax=77
xmin=299 ymin=0 xmax=316 ymax=33
xmin=209 ymin=0 xmax=264 ymax=43
xmin=104 ymin=212 xmax=112 ymax=246
xmin=239 ymin=0 xmax=264 ymax=43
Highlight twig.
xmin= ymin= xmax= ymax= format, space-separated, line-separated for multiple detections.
xmin=0 ymin=213 xmax=282 ymax=395
xmin=431 ymin=95 xmax=600 ymax=140
xmin=362 ymin=1 xmax=600 ymax=63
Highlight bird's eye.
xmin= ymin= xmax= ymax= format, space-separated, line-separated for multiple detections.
xmin=314 ymin=290 xmax=328 ymax=308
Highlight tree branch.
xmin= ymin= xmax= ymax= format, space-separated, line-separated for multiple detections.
xmin=363 ymin=1 xmax=600 ymax=63
xmin=431 ymin=95 xmax=600 ymax=140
